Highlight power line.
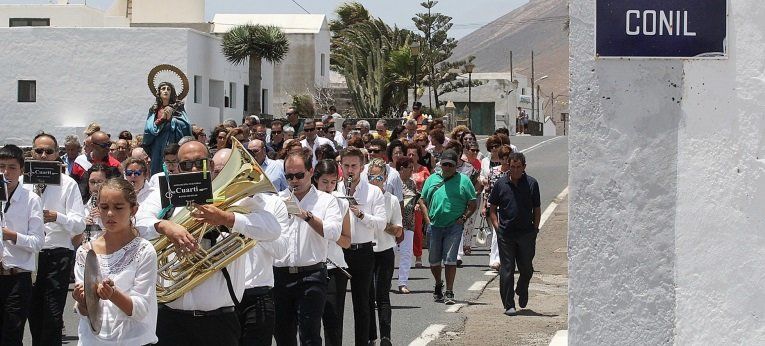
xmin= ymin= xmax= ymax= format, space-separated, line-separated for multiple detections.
xmin=290 ymin=0 xmax=311 ymax=14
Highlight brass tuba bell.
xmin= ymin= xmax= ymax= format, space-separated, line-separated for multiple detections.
xmin=152 ymin=138 xmax=276 ymax=303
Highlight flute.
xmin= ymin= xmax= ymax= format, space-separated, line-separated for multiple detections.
xmin=325 ymin=258 xmax=352 ymax=279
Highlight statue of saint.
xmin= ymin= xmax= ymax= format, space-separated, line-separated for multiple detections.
xmin=143 ymin=65 xmax=191 ymax=174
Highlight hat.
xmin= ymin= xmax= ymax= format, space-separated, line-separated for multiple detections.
xmin=440 ymin=149 xmax=458 ymax=165
xmin=247 ymin=115 xmax=260 ymax=124
xmin=412 ymin=101 xmax=422 ymax=108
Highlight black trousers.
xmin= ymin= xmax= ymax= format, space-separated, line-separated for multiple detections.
xmin=29 ymin=248 xmax=75 ymax=346
xmin=156 ymin=307 xmax=240 ymax=346
xmin=343 ymin=247 xmax=375 ymax=346
xmin=368 ymin=248 xmax=394 ymax=342
xmin=236 ymin=287 xmax=275 ymax=346
xmin=322 ymin=268 xmax=349 ymax=346
xmin=497 ymin=230 xmax=537 ymax=310
xmin=272 ymin=268 xmax=328 ymax=346
xmin=0 ymin=272 xmax=33 ymax=346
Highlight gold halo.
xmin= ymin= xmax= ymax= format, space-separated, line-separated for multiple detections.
xmin=147 ymin=64 xmax=189 ymax=101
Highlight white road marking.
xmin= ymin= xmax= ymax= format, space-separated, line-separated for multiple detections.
xmin=445 ymin=303 xmax=467 ymax=313
xmin=467 ymin=281 xmax=488 ymax=291
xmin=409 ymin=324 xmax=447 ymax=346
xmin=521 ymin=136 xmax=564 ymax=154
xmin=539 ymin=187 xmax=569 ymax=230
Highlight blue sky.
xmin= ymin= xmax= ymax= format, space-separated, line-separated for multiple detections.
xmin=2 ymin=0 xmax=528 ymax=38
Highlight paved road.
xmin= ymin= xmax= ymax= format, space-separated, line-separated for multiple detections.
xmin=33 ymin=135 xmax=568 ymax=345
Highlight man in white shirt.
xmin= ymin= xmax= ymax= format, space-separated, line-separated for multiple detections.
xmin=247 ymin=139 xmax=288 ymax=192
xmin=339 ymin=147 xmax=387 ymax=346
xmin=335 ymin=119 xmax=353 ymax=149
xmin=0 ymin=144 xmax=45 ymax=345
xmin=135 ymin=141 xmax=280 ymax=345
xmin=300 ymin=119 xmax=334 ymax=167
xmin=23 ymin=133 xmax=86 ymax=346
xmin=273 ymin=150 xmax=342 ymax=345
xmin=362 ymin=139 xmax=404 ymax=203
xmin=146 ymin=143 xmax=179 ymax=190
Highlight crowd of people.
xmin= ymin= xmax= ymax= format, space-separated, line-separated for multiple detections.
xmin=0 ymin=99 xmax=541 ymax=345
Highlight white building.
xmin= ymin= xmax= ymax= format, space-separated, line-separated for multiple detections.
xmin=0 ymin=1 xmax=330 ymax=144
xmin=212 ymin=14 xmax=331 ymax=116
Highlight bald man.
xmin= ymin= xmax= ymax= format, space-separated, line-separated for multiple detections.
xmin=71 ymin=131 xmax=120 ymax=182
xmin=136 ymin=140 xmax=280 ymax=345
xmin=212 ymin=148 xmax=231 ymax=180
xmin=248 ymin=139 xmax=288 ymax=191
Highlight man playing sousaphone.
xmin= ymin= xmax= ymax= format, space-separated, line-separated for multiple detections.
xmin=136 ymin=140 xmax=280 ymax=344
xmin=143 ymin=65 xmax=192 ymax=175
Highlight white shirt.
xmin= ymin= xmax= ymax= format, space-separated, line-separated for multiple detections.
xmin=273 ymin=186 xmax=342 ymax=267
xmin=135 ymin=184 xmax=155 ymax=206
xmin=135 ymin=189 xmax=281 ymax=311
xmin=327 ymin=192 xmax=349 ymax=269
xmin=338 ymin=178 xmax=387 ymax=244
xmin=334 ymin=132 xmax=347 ymax=148
xmin=21 ymin=174 xmax=85 ymax=250
xmin=362 ymin=163 xmax=404 ymax=202
xmin=147 ymin=172 xmax=164 ymax=190
xmin=75 ymin=238 xmax=158 ymax=345
xmin=74 ymin=154 xmax=92 ymax=172
xmin=374 ymin=192 xmax=401 ymax=252
xmin=243 ymin=194 xmax=290 ymax=289
xmin=300 ymin=136 xmax=334 ymax=166
xmin=83 ymin=195 xmax=104 ymax=241
xmin=1 ymin=185 xmax=44 ymax=271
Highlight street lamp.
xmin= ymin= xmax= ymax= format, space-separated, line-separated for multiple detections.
xmin=411 ymin=42 xmax=420 ymax=105
xmin=464 ymin=62 xmax=475 ymax=119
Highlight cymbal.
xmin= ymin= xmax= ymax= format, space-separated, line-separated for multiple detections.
xmin=84 ymin=249 xmax=103 ymax=334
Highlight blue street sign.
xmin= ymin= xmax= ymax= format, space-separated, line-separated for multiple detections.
xmin=596 ymin=0 xmax=727 ymax=58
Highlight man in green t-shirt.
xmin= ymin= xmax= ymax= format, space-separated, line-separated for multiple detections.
xmin=420 ymin=149 xmax=477 ymax=305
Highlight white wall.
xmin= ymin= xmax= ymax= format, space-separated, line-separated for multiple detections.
xmin=0 ymin=27 xmax=257 ymax=144
xmin=130 ymin=0 xmax=204 ymax=24
xmin=0 ymin=4 xmax=129 ymax=27
xmin=569 ymin=0 xmax=765 ymax=344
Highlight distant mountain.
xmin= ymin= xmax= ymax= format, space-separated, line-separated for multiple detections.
xmin=450 ymin=0 xmax=569 ymax=99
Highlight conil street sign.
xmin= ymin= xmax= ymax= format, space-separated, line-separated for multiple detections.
xmin=596 ymin=0 xmax=728 ymax=58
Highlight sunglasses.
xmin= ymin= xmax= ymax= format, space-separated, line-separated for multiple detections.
xmin=178 ymin=158 xmax=208 ymax=171
xmin=469 ymin=149 xmax=480 ymax=153
xmin=125 ymin=169 xmax=143 ymax=177
xmin=93 ymin=142 xmax=111 ymax=149
xmin=304 ymin=128 xmax=316 ymax=132
xmin=271 ymin=130 xmax=282 ymax=135
xmin=285 ymin=172 xmax=306 ymax=180
xmin=286 ymin=112 xmax=295 ymax=116
xmin=33 ymin=148 xmax=56 ymax=155
xmin=368 ymin=149 xmax=382 ymax=154
xmin=441 ymin=162 xmax=455 ymax=167
xmin=367 ymin=174 xmax=385 ymax=182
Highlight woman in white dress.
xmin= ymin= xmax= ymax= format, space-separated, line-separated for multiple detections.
xmin=313 ymin=159 xmax=352 ymax=346
xmin=72 ymin=178 xmax=158 ymax=345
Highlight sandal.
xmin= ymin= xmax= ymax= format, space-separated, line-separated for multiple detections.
xmin=398 ymin=285 xmax=411 ymax=294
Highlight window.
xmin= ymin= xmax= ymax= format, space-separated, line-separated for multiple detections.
xmin=193 ymin=75 xmax=202 ymax=103
xmin=243 ymin=85 xmax=249 ymax=112
xmin=228 ymin=82 xmax=236 ymax=109
xmin=261 ymin=89 xmax=268 ymax=115
xmin=18 ymin=80 xmax=36 ymax=102
xmin=320 ymin=53 xmax=326 ymax=77
xmin=9 ymin=18 xmax=50 ymax=27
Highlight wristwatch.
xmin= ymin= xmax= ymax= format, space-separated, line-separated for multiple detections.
xmin=357 ymin=211 xmax=365 ymax=220
xmin=303 ymin=211 xmax=314 ymax=222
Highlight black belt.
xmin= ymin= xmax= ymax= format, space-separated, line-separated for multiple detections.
xmin=273 ymin=262 xmax=325 ymax=274
xmin=158 ymin=304 xmax=235 ymax=317
xmin=347 ymin=242 xmax=373 ymax=251
xmin=40 ymin=247 xmax=73 ymax=255
xmin=0 ymin=264 xmax=31 ymax=276
xmin=244 ymin=286 xmax=271 ymax=296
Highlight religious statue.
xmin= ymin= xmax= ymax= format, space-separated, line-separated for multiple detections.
xmin=142 ymin=64 xmax=192 ymax=174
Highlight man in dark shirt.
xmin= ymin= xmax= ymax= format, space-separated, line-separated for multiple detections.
xmin=488 ymin=152 xmax=541 ymax=316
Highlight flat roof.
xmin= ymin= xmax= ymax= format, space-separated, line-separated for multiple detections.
xmin=212 ymin=14 xmax=327 ymax=34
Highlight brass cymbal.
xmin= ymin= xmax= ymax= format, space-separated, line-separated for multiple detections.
xmin=84 ymin=249 xmax=103 ymax=334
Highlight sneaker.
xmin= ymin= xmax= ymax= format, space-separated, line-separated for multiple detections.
xmin=518 ymin=293 xmax=528 ymax=309
xmin=504 ymin=307 xmax=517 ymax=316
xmin=433 ymin=281 xmax=444 ymax=302
xmin=456 ymin=259 xmax=463 ymax=267
xmin=398 ymin=285 xmax=411 ymax=294
xmin=444 ymin=291 xmax=456 ymax=305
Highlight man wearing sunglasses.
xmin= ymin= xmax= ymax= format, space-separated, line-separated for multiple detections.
xmin=338 ymin=147 xmax=387 ymax=346
xmin=300 ymin=119 xmax=333 ymax=167
xmin=420 ymin=149 xmax=477 ymax=305
xmin=286 ymin=107 xmax=304 ymax=136
xmin=248 ymin=139 xmax=288 ymax=192
xmin=362 ymin=139 xmax=404 ymax=207
xmin=271 ymin=150 xmax=342 ymax=345
xmin=136 ymin=140 xmax=280 ymax=345
xmin=268 ymin=119 xmax=286 ymax=155
xmin=71 ymin=131 xmax=120 ymax=185
xmin=23 ymin=133 xmax=86 ymax=345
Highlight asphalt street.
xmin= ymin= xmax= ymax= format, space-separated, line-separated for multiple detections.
xmin=31 ymin=135 xmax=568 ymax=345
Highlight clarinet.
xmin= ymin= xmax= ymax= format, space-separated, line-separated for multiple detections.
xmin=325 ymin=258 xmax=352 ymax=279
xmin=84 ymin=191 xmax=100 ymax=243
xmin=345 ymin=175 xmax=353 ymax=196
xmin=33 ymin=183 xmax=46 ymax=197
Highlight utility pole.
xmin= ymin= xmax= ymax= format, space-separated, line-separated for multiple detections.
xmin=509 ymin=50 xmax=514 ymax=82
xmin=531 ymin=50 xmax=535 ymax=123
xmin=537 ymin=84 xmax=541 ymax=121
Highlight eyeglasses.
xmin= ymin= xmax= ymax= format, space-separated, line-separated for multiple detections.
xmin=125 ymin=169 xmax=143 ymax=177
xmin=93 ymin=142 xmax=111 ymax=149
xmin=285 ymin=172 xmax=306 ymax=180
xmin=33 ymin=148 xmax=56 ymax=155
xmin=271 ymin=130 xmax=282 ymax=135
xmin=178 ymin=158 xmax=208 ymax=171
xmin=367 ymin=174 xmax=385 ymax=182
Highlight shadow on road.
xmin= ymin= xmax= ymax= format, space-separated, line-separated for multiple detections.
xmin=515 ymin=309 xmax=559 ymax=318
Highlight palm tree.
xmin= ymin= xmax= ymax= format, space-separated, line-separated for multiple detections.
xmin=222 ymin=24 xmax=289 ymax=115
